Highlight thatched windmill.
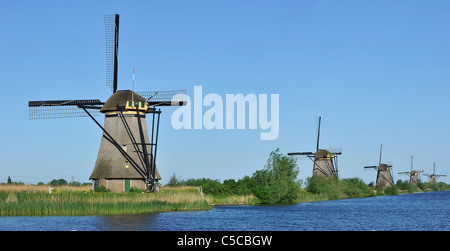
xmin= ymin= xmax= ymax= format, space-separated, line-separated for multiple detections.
xmin=423 ymin=163 xmax=447 ymax=184
xmin=28 ymin=14 xmax=187 ymax=192
xmin=364 ymin=144 xmax=394 ymax=188
xmin=398 ymin=156 xmax=423 ymax=186
xmin=288 ymin=116 xmax=342 ymax=178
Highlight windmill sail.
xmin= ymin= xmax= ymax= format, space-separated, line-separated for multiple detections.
xmin=136 ymin=89 xmax=187 ymax=106
xmin=104 ymin=14 xmax=119 ymax=93
xmin=28 ymin=99 xmax=104 ymax=119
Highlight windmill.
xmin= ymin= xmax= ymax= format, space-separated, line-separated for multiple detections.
xmin=364 ymin=144 xmax=394 ymax=188
xmin=398 ymin=156 xmax=423 ymax=186
xmin=423 ymin=163 xmax=447 ymax=185
xmin=28 ymin=14 xmax=187 ymax=193
xmin=288 ymin=116 xmax=342 ymax=178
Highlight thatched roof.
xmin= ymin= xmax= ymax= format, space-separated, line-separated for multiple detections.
xmin=100 ymin=90 xmax=146 ymax=113
xmin=315 ymin=149 xmax=335 ymax=158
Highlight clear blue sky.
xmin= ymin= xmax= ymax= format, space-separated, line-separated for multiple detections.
xmin=0 ymin=0 xmax=449 ymax=185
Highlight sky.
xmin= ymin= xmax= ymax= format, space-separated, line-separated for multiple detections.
xmin=0 ymin=0 xmax=449 ymax=185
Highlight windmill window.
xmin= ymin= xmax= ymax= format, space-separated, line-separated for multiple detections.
xmin=125 ymin=161 xmax=129 ymax=169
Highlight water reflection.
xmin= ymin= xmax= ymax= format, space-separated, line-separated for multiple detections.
xmin=97 ymin=214 xmax=160 ymax=231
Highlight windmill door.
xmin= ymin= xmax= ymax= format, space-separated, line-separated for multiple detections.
xmin=124 ymin=179 xmax=130 ymax=193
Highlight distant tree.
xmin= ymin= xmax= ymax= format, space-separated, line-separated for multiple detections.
xmin=235 ymin=176 xmax=253 ymax=195
xmin=49 ymin=178 xmax=68 ymax=186
xmin=69 ymin=180 xmax=81 ymax=186
xmin=7 ymin=176 xmax=12 ymax=184
xmin=167 ymin=173 xmax=180 ymax=186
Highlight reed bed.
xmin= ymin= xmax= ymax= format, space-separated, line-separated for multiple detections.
xmin=0 ymin=187 xmax=211 ymax=216
xmin=208 ymin=194 xmax=259 ymax=205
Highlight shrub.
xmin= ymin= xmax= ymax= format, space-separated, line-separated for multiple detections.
xmin=249 ymin=148 xmax=301 ymax=204
xmin=129 ymin=187 xmax=145 ymax=193
xmin=306 ymin=176 xmax=375 ymax=200
xmin=306 ymin=176 xmax=341 ymax=200
xmin=341 ymin=178 xmax=375 ymax=198
xmin=396 ymin=179 xmax=417 ymax=193
xmin=383 ymin=185 xmax=399 ymax=195
xmin=94 ymin=186 xmax=111 ymax=193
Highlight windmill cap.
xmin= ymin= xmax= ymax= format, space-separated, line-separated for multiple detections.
xmin=100 ymin=90 xmax=146 ymax=113
xmin=379 ymin=163 xmax=393 ymax=170
xmin=315 ymin=149 xmax=335 ymax=158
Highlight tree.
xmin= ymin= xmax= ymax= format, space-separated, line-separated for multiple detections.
xmin=49 ymin=178 xmax=68 ymax=186
xmin=7 ymin=176 xmax=12 ymax=184
xmin=250 ymin=148 xmax=301 ymax=204
xmin=167 ymin=173 xmax=180 ymax=186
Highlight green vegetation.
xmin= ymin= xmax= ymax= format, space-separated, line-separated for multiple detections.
xmin=251 ymin=148 xmax=300 ymax=204
xmin=169 ymin=148 xmax=301 ymax=204
xmin=417 ymin=181 xmax=450 ymax=192
xmin=0 ymin=187 xmax=211 ymax=216
xmin=304 ymin=176 xmax=450 ymax=200
xmin=305 ymin=176 xmax=375 ymax=200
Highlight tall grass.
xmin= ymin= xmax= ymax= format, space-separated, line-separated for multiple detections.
xmin=208 ymin=194 xmax=259 ymax=205
xmin=0 ymin=186 xmax=211 ymax=216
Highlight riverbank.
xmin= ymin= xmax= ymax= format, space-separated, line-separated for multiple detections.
xmin=0 ymin=185 xmax=211 ymax=216
xmin=206 ymin=176 xmax=450 ymax=206
xmin=207 ymin=187 xmax=446 ymax=206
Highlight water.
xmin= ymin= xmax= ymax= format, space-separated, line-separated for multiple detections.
xmin=1 ymin=191 xmax=449 ymax=231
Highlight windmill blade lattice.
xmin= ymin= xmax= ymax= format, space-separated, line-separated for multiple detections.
xmin=137 ymin=89 xmax=187 ymax=106
xmin=104 ymin=14 xmax=119 ymax=93
xmin=28 ymin=99 xmax=103 ymax=120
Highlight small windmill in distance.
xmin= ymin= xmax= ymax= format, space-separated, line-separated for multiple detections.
xmin=288 ymin=116 xmax=342 ymax=179
xmin=423 ymin=163 xmax=447 ymax=185
xmin=364 ymin=144 xmax=394 ymax=188
xmin=398 ymin=156 xmax=423 ymax=186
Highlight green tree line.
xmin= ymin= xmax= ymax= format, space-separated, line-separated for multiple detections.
xmin=3 ymin=176 xmax=90 ymax=187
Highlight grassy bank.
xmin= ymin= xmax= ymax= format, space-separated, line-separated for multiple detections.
xmin=208 ymin=194 xmax=260 ymax=205
xmin=300 ymin=176 xmax=450 ymax=201
xmin=0 ymin=186 xmax=211 ymax=216
xmin=206 ymin=177 xmax=450 ymax=205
